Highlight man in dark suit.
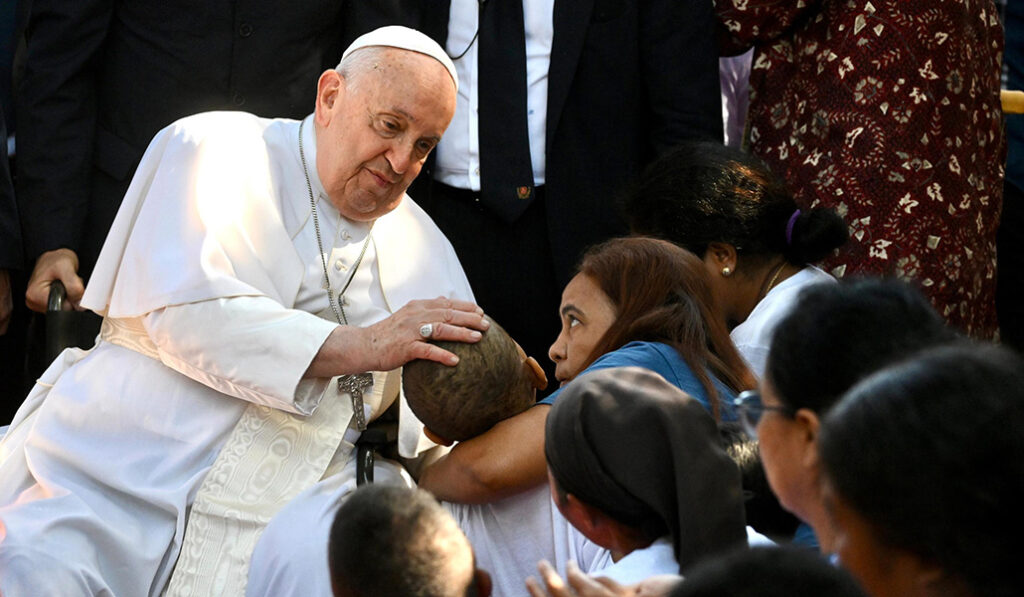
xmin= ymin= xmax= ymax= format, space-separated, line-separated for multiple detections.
xmin=0 ymin=112 xmax=19 ymax=338
xmin=413 ymin=0 xmax=722 ymax=385
xmin=15 ymin=0 xmax=414 ymax=313
xmin=0 ymin=2 xmax=27 ymax=420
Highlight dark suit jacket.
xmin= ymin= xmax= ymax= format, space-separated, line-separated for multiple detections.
xmin=417 ymin=0 xmax=723 ymax=284
xmin=15 ymin=0 xmax=414 ymax=276
xmin=0 ymin=112 xmax=20 ymax=271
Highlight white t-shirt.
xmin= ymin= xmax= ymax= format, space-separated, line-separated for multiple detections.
xmin=445 ymin=486 xmax=607 ymax=597
xmin=434 ymin=0 xmax=554 ymax=189
xmin=590 ymin=527 xmax=775 ymax=584
xmin=730 ymin=266 xmax=835 ymax=378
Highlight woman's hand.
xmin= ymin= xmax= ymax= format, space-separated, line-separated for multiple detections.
xmin=526 ymin=561 xmax=628 ymax=597
xmin=418 ymin=404 xmax=550 ymax=503
xmin=525 ymin=561 xmax=681 ymax=597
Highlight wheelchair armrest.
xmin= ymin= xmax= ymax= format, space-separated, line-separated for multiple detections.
xmin=355 ymin=421 xmax=400 ymax=486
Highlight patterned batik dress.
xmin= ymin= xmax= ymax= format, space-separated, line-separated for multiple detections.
xmin=716 ymin=0 xmax=1005 ymax=338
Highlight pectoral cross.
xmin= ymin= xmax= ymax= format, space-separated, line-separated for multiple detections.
xmin=339 ymin=372 xmax=374 ymax=431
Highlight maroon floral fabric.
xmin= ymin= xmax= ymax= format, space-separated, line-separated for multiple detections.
xmin=716 ymin=0 xmax=1004 ymax=337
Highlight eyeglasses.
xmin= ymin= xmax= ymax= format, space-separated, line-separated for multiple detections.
xmin=732 ymin=390 xmax=794 ymax=439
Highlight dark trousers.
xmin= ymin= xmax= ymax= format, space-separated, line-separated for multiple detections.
xmin=0 ymin=276 xmax=102 ymax=424
xmin=0 ymin=270 xmax=30 ymax=423
xmin=998 ymin=179 xmax=1024 ymax=352
xmin=418 ymin=181 xmax=562 ymax=395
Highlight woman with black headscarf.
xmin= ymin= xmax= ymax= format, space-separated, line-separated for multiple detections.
xmin=535 ymin=366 xmax=753 ymax=590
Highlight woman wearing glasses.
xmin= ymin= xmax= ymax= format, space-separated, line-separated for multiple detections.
xmin=732 ymin=279 xmax=956 ymax=553
xmin=420 ymin=237 xmax=753 ymax=504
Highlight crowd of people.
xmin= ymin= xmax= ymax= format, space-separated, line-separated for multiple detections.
xmin=0 ymin=2 xmax=1020 ymax=597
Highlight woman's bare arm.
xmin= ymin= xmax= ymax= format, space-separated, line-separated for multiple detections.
xmin=418 ymin=404 xmax=550 ymax=504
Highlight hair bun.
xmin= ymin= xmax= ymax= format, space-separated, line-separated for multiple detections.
xmin=784 ymin=207 xmax=848 ymax=265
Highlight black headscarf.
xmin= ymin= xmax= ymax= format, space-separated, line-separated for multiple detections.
xmin=545 ymin=366 xmax=747 ymax=572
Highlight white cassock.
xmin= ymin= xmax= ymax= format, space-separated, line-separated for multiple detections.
xmin=0 ymin=112 xmax=473 ymax=597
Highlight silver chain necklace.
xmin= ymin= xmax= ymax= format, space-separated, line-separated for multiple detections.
xmin=299 ymin=119 xmax=374 ymax=431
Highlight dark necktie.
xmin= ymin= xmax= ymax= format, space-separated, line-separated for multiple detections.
xmin=477 ymin=0 xmax=536 ymax=223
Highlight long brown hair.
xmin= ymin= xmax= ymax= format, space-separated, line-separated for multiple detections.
xmin=576 ymin=237 xmax=755 ymax=417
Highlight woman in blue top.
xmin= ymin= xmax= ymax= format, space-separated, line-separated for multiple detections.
xmin=420 ymin=237 xmax=754 ymax=503
xmin=541 ymin=237 xmax=751 ymax=420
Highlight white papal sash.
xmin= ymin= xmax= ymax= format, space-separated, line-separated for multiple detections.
xmin=162 ymin=372 xmax=397 ymax=597
xmin=103 ymin=306 xmax=399 ymax=597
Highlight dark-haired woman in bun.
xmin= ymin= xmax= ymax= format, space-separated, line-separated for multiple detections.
xmin=626 ymin=142 xmax=847 ymax=376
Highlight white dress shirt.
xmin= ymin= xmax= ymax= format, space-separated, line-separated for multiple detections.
xmin=434 ymin=0 xmax=554 ymax=190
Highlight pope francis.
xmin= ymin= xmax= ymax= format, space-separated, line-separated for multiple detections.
xmin=0 ymin=27 xmax=485 ymax=597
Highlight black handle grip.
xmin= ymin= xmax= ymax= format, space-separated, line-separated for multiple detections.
xmin=47 ymin=280 xmax=67 ymax=313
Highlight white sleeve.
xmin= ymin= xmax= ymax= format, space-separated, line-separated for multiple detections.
xmin=143 ymin=296 xmax=339 ymax=415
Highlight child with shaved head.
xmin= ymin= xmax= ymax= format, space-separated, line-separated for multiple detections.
xmin=403 ymin=318 xmax=607 ymax=597
xmin=329 ymin=485 xmax=490 ymax=597
xmin=403 ymin=317 xmax=544 ymax=445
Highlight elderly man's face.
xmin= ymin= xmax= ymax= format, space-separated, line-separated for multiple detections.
xmin=314 ymin=49 xmax=455 ymax=221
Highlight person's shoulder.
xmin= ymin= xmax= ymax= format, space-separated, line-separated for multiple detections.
xmin=585 ymin=342 xmax=680 ymax=382
xmin=372 ymin=191 xmax=476 ymax=303
xmin=773 ymin=265 xmax=835 ymax=297
xmin=540 ymin=343 xmax=677 ymax=407
xmin=161 ymin=111 xmax=271 ymax=146
xmin=592 ymin=342 xmax=692 ymax=381
xmin=737 ymin=266 xmax=834 ymax=339
xmin=375 ymin=194 xmax=453 ymax=248
xmin=595 ymin=537 xmax=677 ymax=585
xmin=797 ymin=265 xmax=836 ymax=285
xmin=591 ymin=341 xmax=672 ymax=368
xmin=389 ymin=194 xmax=439 ymax=230
xmin=141 ymin=111 xmax=281 ymax=178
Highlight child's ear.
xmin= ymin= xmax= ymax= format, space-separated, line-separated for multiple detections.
xmin=525 ymin=356 xmax=548 ymax=390
xmin=473 ymin=568 xmax=492 ymax=597
xmin=423 ymin=426 xmax=453 ymax=447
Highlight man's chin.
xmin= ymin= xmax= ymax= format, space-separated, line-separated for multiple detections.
xmin=338 ymin=209 xmax=379 ymax=222
xmin=332 ymin=193 xmax=405 ymax=222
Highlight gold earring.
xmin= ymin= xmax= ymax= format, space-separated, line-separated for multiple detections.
xmin=721 ymin=267 xmax=732 ymax=277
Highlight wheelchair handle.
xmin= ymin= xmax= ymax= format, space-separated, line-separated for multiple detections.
xmin=48 ymin=280 xmax=67 ymax=313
